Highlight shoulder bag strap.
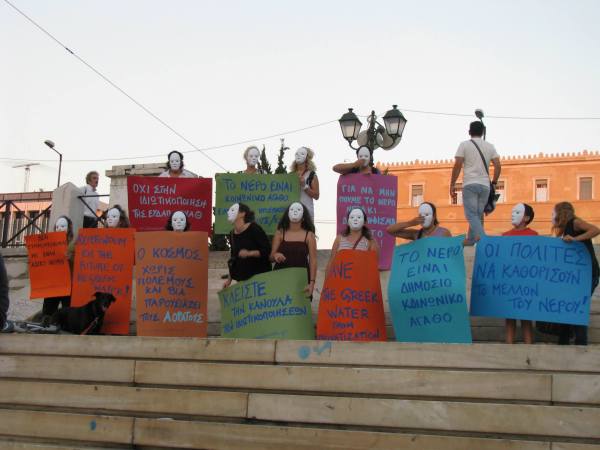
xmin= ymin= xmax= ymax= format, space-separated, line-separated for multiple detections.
xmin=470 ymin=139 xmax=490 ymax=176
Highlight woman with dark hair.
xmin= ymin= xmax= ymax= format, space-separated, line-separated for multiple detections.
xmin=552 ymin=201 xmax=599 ymax=345
xmin=333 ymin=146 xmax=381 ymax=175
xmin=271 ymin=202 xmax=317 ymax=297
xmin=104 ymin=205 xmax=130 ymax=228
xmin=42 ymin=215 xmax=75 ymax=318
xmin=326 ymin=207 xmax=380 ymax=273
xmin=223 ymin=203 xmax=271 ymax=288
xmin=165 ymin=211 xmax=190 ymax=231
xmin=159 ymin=150 xmax=198 ymax=178
xmin=386 ymin=202 xmax=451 ymax=240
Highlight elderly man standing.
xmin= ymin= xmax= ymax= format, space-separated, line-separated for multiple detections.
xmin=450 ymin=121 xmax=501 ymax=245
xmin=81 ymin=171 xmax=100 ymax=228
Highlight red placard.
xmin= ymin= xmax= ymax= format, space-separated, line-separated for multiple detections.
xmin=25 ymin=232 xmax=71 ymax=299
xmin=71 ymin=228 xmax=135 ymax=335
xmin=317 ymin=250 xmax=387 ymax=341
xmin=127 ymin=176 xmax=212 ymax=232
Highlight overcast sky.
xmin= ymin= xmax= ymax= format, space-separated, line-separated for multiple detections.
xmin=1 ymin=0 xmax=599 ymax=247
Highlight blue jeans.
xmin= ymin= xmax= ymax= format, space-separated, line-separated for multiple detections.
xmin=463 ymin=183 xmax=489 ymax=243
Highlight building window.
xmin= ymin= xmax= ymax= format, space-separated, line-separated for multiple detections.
xmin=452 ymin=183 xmax=463 ymax=205
xmin=496 ymin=180 xmax=505 ymax=203
xmin=411 ymin=184 xmax=424 ymax=207
xmin=535 ymin=179 xmax=548 ymax=202
xmin=579 ymin=177 xmax=593 ymax=200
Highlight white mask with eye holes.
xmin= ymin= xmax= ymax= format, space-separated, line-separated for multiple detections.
xmin=511 ymin=203 xmax=526 ymax=227
xmin=295 ymin=147 xmax=308 ymax=165
xmin=357 ymin=147 xmax=371 ymax=168
xmin=106 ymin=208 xmax=121 ymax=228
xmin=418 ymin=203 xmax=434 ymax=228
xmin=227 ymin=203 xmax=240 ymax=223
xmin=169 ymin=153 xmax=182 ymax=171
xmin=246 ymin=148 xmax=260 ymax=167
xmin=171 ymin=211 xmax=187 ymax=231
xmin=348 ymin=208 xmax=365 ymax=231
xmin=288 ymin=202 xmax=304 ymax=223
xmin=551 ymin=209 xmax=557 ymax=226
xmin=55 ymin=217 xmax=68 ymax=232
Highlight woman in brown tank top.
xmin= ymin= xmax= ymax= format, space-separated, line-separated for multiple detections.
xmin=270 ymin=202 xmax=317 ymax=298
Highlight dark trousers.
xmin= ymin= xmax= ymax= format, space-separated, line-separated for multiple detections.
xmin=0 ymin=256 xmax=9 ymax=329
xmin=557 ymin=277 xmax=598 ymax=346
xmin=42 ymin=296 xmax=71 ymax=316
xmin=83 ymin=216 xmax=98 ymax=228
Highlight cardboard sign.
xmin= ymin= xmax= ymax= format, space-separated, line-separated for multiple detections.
xmin=25 ymin=232 xmax=71 ymax=299
xmin=336 ymin=174 xmax=397 ymax=270
xmin=219 ymin=268 xmax=314 ymax=340
xmin=127 ymin=176 xmax=212 ymax=232
xmin=317 ymin=250 xmax=387 ymax=341
xmin=135 ymin=231 xmax=208 ymax=337
xmin=388 ymin=236 xmax=472 ymax=343
xmin=214 ymin=173 xmax=301 ymax=235
xmin=71 ymin=228 xmax=135 ymax=334
xmin=471 ymin=236 xmax=592 ymax=325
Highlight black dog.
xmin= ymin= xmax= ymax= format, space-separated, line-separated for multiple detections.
xmin=46 ymin=292 xmax=116 ymax=335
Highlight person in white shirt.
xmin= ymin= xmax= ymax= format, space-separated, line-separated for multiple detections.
xmin=159 ymin=150 xmax=198 ymax=178
xmin=450 ymin=121 xmax=501 ymax=245
xmin=81 ymin=171 xmax=100 ymax=228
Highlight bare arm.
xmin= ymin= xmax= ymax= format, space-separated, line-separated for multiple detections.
xmin=567 ymin=218 xmax=600 ymax=242
xmin=306 ymin=232 xmax=318 ymax=295
xmin=369 ymin=238 xmax=381 ymax=260
xmin=491 ymin=157 xmax=501 ymax=184
xmin=305 ymin=174 xmax=320 ymax=200
xmin=450 ymin=157 xmax=464 ymax=197
xmin=333 ymin=160 xmax=361 ymax=175
xmin=269 ymin=231 xmax=284 ymax=262
xmin=386 ymin=217 xmax=423 ymax=240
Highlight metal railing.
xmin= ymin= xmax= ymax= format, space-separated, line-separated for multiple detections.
xmin=1 ymin=200 xmax=52 ymax=248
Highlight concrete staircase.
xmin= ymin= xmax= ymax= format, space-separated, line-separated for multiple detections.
xmin=0 ymin=334 xmax=599 ymax=449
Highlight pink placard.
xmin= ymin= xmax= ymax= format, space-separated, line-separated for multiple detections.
xmin=336 ymin=174 xmax=397 ymax=270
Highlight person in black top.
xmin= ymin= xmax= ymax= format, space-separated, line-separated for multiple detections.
xmin=0 ymin=254 xmax=12 ymax=332
xmin=223 ymin=203 xmax=271 ymax=288
xmin=552 ymin=201 xmax=600 ymax=345
xmin=332 ymin=145 xmax=381 ymax=175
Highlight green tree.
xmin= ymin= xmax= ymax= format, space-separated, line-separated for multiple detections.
xmin=258 ymin=145 xmax=272 ymax=174
xmin=274 ymin=138 xmax=289 ymax=174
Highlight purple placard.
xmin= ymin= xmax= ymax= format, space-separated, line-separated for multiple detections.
xmin=336 ymin=174 xmax=398 ymax=270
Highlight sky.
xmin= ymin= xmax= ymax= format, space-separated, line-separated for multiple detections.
xmin=1 ymin=0 xmax=599 ymax=247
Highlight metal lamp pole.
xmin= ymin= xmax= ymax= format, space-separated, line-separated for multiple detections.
xmin=44 ymin=140 xmax=62 ymax=188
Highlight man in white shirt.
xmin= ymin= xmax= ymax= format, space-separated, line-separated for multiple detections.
xmin=450 ymin=121 xmax=501 ymax=245
xmin=81 ymin=171 xmax=100 ymax=228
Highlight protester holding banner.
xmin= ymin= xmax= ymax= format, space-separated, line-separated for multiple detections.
xmin=327 ymin=207 xmax=379 ymax=273
xmin=386 ymin=202 xmax=451 ymax=241
xmin=290 ymin=147 xmax=319 ymax=220
xmin=333 ymin=146 xmax=381 ymax=175
xmin=0 ymin=254 xmax=12 ymax=333
xmin=159 ymin=150 xmax=198 ymax=178
xmin=165 ymin=210 xmax=190 ymax=232
xmin=502 ymin=203 xmax=538 ymax=344
xmin=42 ymin=216 xmax=75 ymax=317
xmin=223 ymin=203 xmax=272 ymax=288
xmin=271 ymin=202 xmax=317 ymax=298
xmin=240 ymin=146 xmax=266 ymax=175
xmin=552 ymin=201 xmax=600 ymax=345
xmin=104 ymin=205 xmax=130 ymax=229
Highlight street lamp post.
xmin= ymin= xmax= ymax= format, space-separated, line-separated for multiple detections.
xmin=338 ymin=105 xmax=407 ymax=152
xmin=44 ymin=140 xmax=62 ymax=188
xmin=474 ymin=109 xmax=486 ymax=140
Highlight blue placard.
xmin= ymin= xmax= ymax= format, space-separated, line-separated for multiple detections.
xmin=470 ymin=236 xmax=592 ymax=325
xmin=388 ymin=236 xmax=472 ymax=343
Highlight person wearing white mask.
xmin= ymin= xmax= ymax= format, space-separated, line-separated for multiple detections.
xmin=290 ymin=147 xmax=319 ymax=220
xmin=326 ymin=207 xmax=379 ymax=274
xmin=159 ymin=150 xmax=198 ymax=178
xmin=165 ymin=210 xmax=190 ymax=231
xmin=387 ymin=202 xmax=451 ymax=240
xmin=333 ymin=146 xmax=381 ymax=175
xmin=223 ymin=203 xmax=271 ymax=288
xmin=271 ymin=202 xmax=318 ymax=298
xmin=104 ymin=205 xmax=130 ymax=228
xmin=239 ymin=146 xmax=265 ymax=174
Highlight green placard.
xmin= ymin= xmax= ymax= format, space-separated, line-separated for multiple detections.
xmin=214 ymin=173 xmax=300 ymax=234
xmin=219 ymin=268 xmax=315 ymax=340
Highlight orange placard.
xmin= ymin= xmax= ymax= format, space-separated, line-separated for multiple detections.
xmin=317 ymin=250 xmax=387 ymax=341
xmin=71 ymin=228 xmax=135 ymax=335
xmin=135 ymin=231 xmax=208 ymax=337
xmin=25 ymin=232 xmax=71 ymax=299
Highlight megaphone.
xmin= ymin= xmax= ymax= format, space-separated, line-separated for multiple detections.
xmin=356 ymin=130 xmax=383 ymax=150
xmin=380 ymin=131 xmax=401 ymax=151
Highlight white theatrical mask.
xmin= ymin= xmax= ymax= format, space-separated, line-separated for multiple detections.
xmin=551 ymin=209 xmax=557 ymax=225
xmin=288 ymin=202 xmax=304 ymax=223
xmin=246 ymin=148 xmax=260 ymax=167
xmin=418 ymin=203 xmax=434 ymax=228
xmin=55 ymin=217 xmax=68 ymax=232
xmin=171 ymin=211 xmax=187 ymax=231
xmin=227 ymin=203 xmax=240 ymax=223
xmin=511 ymin=203 xmax=526 ymax=227
xmin=106 ymin=208 xmax=121 ymax=228
xmin=348 ymin=208 xmax=365 ymax=231
xmin=169 ymin=153 xmax=182 ymax=171
xmin=357 ymin=147 xmax=371 ymax=167
xmin=295 ymin=147 xmax=308 ymax=165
